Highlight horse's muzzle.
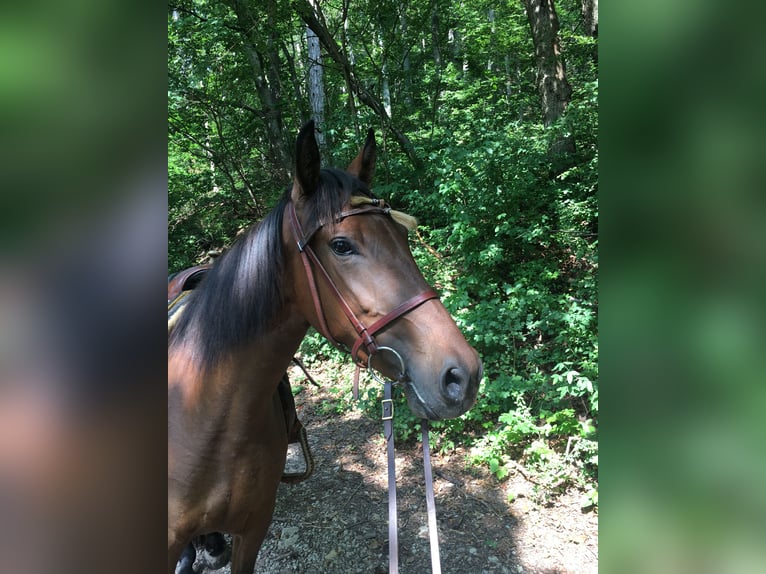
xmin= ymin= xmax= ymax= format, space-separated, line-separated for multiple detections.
xmin=407 ymin=357 xmax=482 ymax=420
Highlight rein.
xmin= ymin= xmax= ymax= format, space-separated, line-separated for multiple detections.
xmin=370 ymin=348 xmax=442 ymax=574
xmin=288 ymin=198 xmax=443 ymax=573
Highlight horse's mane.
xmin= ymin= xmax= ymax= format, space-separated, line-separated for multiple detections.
xmin=168 ymin=168 xmax=371 ymax=370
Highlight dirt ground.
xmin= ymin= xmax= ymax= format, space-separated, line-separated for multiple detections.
xmin=195 ymin=362 xmax=597 ymax=574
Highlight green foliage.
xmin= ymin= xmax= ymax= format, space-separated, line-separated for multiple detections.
xmin=401 ymin=80 xmax=598 ymax=503
xmin=168 ymin=0 xmax=597 ymax=505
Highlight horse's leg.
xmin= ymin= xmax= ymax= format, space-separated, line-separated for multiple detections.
xmin=229 ymin=529 xmax=269 ymax=574
xmin=229 ymin=394 xmax=288 ymax=574
xmin=169 ymin=517 xmax=196 ymax=574
xmin=228 ymin=493 xmax=279 ymax=573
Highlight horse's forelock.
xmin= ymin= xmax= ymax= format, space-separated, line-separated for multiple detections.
xmin=303 ymin=168 xmax=370 ymax=229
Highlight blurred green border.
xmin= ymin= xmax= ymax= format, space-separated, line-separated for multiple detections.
xmin=601 ymin=1 xmax=766 ymax=572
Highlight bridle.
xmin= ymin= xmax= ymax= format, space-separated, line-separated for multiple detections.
xmin=287 ymin=196 xmax=444 ymax=574
xmin=287 ymin=197 xmax=438 ymax=388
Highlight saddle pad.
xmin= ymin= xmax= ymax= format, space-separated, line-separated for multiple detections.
xmin=168 ymin=290 xmax=191 ymax=334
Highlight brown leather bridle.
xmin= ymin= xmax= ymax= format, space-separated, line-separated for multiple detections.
xmin=287 ymin=197 xmax=439 ymax=382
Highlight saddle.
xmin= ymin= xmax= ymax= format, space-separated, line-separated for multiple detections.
xmin=168 ymin=263 xmax=211 ymax=302
xmin=168 ymin=264 xmax=313 ymax=483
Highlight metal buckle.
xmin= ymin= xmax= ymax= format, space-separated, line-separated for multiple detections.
xmin=382 ymin=398 xmax=394 ymax=421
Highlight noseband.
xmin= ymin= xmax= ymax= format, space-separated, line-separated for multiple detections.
xmin=287 ymin=198 xmax=438 ymax=379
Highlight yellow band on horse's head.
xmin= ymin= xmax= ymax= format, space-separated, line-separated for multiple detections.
xmin=349 ymin=196 xmax=418 ymax=231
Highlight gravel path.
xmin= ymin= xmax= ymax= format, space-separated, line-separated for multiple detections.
xmin=194 ymin=362 xmax=598 ymax=574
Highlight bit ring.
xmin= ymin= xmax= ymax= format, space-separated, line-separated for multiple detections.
xmin=368 ymin=346 xmax=406 ymax=384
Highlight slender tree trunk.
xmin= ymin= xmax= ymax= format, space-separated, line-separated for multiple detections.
xmin=581 ymin=0 xmax=598 ymax=64
xmin=281 ymin=39 xmax=304 ymax=116
xmin=264 ymin=2 xmax=284 ymax=114
xmin=400 ymin=3 xmax=412 ymax=106
xmin=581 ymin=0 xmax=598 ymax=37
xmin=431 ymin=0 xmax=441 ymax=71
xmin=306 ymin=9 xmax=326 ymax=156
xmin=488 ymin=9 xmax=496 ymax=71
xmin=378 ymin=23 xmax=392 ymax=120
xmin=295 ymin=0 xmax=421 ymax=170
xmin=430 ymin=0 xmax=442 ymax=138
xmin=340 ymin=0 xmax=360 ymax=137
xmin=521 ymin=0 xmax=575 ymax=157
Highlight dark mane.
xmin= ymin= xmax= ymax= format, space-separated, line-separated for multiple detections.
xmin=169 ymin=167 xmax=371 ymax=370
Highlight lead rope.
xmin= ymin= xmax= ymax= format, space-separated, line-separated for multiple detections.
xmin=382 ymin=378 xmax=399 ymax=573
xmin=371 ymin=348 xmax=442 ymax=574
xmin=421 ymin=419 xmax=442 ymax=574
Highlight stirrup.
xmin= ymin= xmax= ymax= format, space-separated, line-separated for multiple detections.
xmin=281 ymin=425 xmax=314 ymax=483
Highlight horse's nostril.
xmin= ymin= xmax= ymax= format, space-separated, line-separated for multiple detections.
xmin=442 ymin=367 xmax=465 ymax=402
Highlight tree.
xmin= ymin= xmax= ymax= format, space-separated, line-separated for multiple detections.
xmin=581 ymin=0 xmax=598 ymax=37
xmin=521 ymin=0 xmax=574 ymax=155
xmin=224 ymin=0 xmax=292 ymax=177
xmin=306 ymin=5 xmax=327 ymax=155
xmin=294 ymin=0 xmax=422 ymax=169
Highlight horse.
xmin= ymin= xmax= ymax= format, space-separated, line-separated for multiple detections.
xmin=168 ymin=121 xmax=482 ymax=573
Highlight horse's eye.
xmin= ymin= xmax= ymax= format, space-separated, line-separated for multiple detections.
xmin=330 ymin=238 xmax=355 ymax=256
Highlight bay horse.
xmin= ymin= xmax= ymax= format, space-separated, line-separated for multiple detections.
xmin=168 ymin=121 xmax=482 ymax=573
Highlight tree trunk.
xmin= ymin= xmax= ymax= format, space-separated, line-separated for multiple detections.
xmin=295 ymin=0 xmax=421 ymax=170
xmin=226 ymin=0 xmax=292 ymax=179
xmin=431 ymin=0 xmax=441 ymax=70
xmin=400 ymin=4 xmax=412 ymax=106
xmin=281 ymin=39 xmax=305 ymax=117
xmin=488 ymin=9 xmax=496 ymax=71
xmin=581 ymin=0 xmax=598 ymax=37
xmin=581 ymin=0 xmax=598 ymax=64
xmin=520 ymin=0 xmax=575 ymax=156
xmin=340 ymin=0 xmax=360 ymax=137
xmin=378 ymin=23 xmax=392 ymax=120
xmin=430 ymin=0 xmax=442 ymax=137
xmin=306 ymin=12 xmax=327 ymax=156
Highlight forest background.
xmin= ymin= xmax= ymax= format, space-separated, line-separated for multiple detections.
xmin=168 ymin=0 xmax=598 ymax=507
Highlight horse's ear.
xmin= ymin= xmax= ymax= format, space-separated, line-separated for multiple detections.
xmin=293 ymin=120 xmax=320 ymax=200
xmin=347 ymin=128 xmax=376 ymax=186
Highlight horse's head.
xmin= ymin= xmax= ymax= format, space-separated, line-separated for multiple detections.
xmin=286 ymin=121 xmax=482 ymax=420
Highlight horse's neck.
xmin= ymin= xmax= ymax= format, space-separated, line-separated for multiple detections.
xmin=218 ymin=325 xmax=307 ymax=433
xmin=169 ymin=313 xmax=309 ymax=429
